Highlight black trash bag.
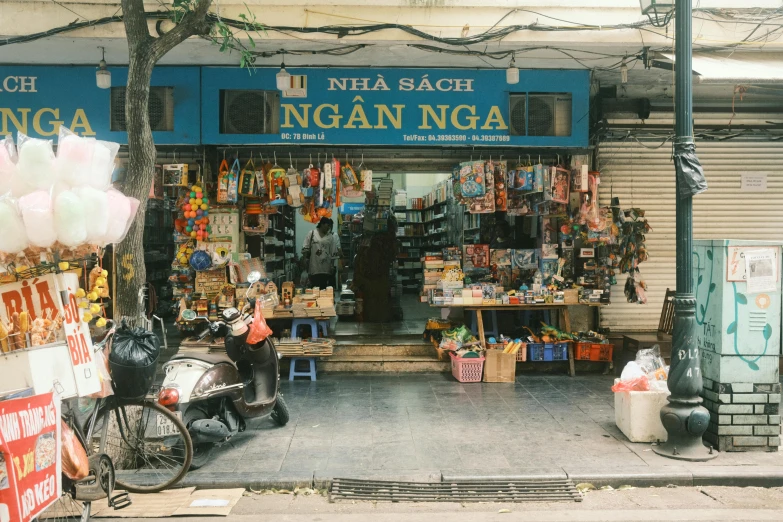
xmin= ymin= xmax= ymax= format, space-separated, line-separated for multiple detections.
xmin=674 ymin=141 xmax=708 ymax=199
xmin=109 ymin=326 xmax=160 ymax=399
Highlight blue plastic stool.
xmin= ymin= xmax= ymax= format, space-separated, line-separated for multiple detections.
xmin=291 ymin=318 xmax=328 ymax=338
xmin=468 ymin=310 xmax=499 ymax=338
xmin=289 ymin=357 xmax=317 ymax=381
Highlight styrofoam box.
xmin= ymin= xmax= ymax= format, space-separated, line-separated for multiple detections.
xmin=0 ymin=342 xmax=79 ymax=399
xmin=614 ymin=379 xmax=670 ymax=443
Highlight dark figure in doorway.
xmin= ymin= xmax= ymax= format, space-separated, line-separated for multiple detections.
xmin=302 ymin=217 xmax=342 ymax=290
xmin=491 ymin=219 xmax=514 ymax=249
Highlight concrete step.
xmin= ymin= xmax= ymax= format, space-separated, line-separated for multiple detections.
xmin=320 ymin=355 xmax=450 ymax=373
xmin=333 ymin=343 xmax=436 ymax=357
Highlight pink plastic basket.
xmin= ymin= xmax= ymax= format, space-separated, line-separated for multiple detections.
xmin=450 ymin=353 xmax=485 ymax=383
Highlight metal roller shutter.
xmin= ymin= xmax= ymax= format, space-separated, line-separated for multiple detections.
xmin=597 ymin=139 xmax=783 ymax=332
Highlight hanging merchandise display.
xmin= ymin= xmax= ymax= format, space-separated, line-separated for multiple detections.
xmin=238 ymin=157 xmax=257 ymax=196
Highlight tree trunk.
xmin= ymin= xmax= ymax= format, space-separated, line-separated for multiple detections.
xmin=115 ymin=50 xmax=155 ymax=321
xmin=116 ymin=0 xmax=213 ymax=321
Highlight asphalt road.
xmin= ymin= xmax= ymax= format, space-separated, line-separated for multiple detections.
xmin=113 ymin=485 xmax=783 ymax=521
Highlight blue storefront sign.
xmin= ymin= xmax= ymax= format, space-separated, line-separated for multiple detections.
xmin=1 ymin=66 xmax=588 ymax=148
xmin=201 ymin=67 xmax=589 ymax=147
xmin=0 ymin=66 xmax=200 ymax=144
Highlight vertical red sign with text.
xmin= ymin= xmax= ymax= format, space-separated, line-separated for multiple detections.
xmin=0 ymin=392 xmax=61 ymax=522
xmin=55 ymin=274 xmax=100 ymax=397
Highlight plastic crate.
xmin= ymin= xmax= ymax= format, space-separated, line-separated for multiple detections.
xmin=516 ymin=343 xmax=528 ymax=362
xmin=575 ymin=342 xmax=613 ymax=361
xmin=552 ymin=343 xmax=569 ymax=361
xmin=529 ymin=343 xmax=568 ymax=362
xmin=450 ymin=353 xmax=485 ymax=383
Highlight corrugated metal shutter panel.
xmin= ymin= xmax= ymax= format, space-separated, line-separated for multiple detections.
xmin=597 ymin=139 xmax=783 ymax=332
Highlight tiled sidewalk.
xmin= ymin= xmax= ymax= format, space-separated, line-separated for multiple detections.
xmin=188 ymin=373 xmax=783 ymax=484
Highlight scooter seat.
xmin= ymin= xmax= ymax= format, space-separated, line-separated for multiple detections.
xmin=171 ymin=352 xmax=235 ymax=366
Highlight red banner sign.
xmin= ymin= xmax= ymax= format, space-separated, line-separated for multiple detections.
xmin=0 ymin=392 xmax=61 ymax=522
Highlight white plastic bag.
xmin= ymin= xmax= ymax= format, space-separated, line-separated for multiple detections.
xmin=19 ymin=190 xmax=57 ymax=248
xmin=620 ymin=361 xmax=646 ymax=382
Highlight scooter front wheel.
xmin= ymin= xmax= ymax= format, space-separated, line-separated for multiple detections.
xmin=271 ymin=395 xmax=290 ymax=426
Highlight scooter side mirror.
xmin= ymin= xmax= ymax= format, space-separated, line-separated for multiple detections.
xmin=181 ymin=310 xmax=198 ymax=321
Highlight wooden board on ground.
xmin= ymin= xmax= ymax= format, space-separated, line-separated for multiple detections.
xmin=88 ymin=487 xmax=244 ymax=518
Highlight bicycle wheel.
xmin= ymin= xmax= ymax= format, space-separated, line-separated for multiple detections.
xmin=37 ymin=492 xmax=90 ymax=522
xmin=93 ymin=400 xmax=192 ymax=493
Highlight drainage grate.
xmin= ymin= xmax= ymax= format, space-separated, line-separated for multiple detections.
xmin=330 ymin=478 xmax=583 ymax=503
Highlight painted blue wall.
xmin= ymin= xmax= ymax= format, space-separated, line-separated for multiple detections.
xmin=0 ymin=66 xmax=200 ymax=144
xmin=0 ymin=66 xmax=589 ymax=147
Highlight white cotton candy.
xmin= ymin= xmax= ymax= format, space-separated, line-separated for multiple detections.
xmin=17 ymin=138 xmax=56 ymax=190
xmin=0 ymin=147 xmax=15 ymax=197
xmin=87 ymin=141 xmax=118 ymax=190
xmin=74 ymin=186 xmax=109 ymax=244
xmin=0 ymin=200 xmax=28 ymax=254
xmin=19 ymin=190 xmax=57 ymax=248
xmin=101 ymin=188 xmax=132 ymax=245
xmin=57 ymin=133 xmax=96 ymax=187
xmin=54 ymin=190 xmax=87 ymax=247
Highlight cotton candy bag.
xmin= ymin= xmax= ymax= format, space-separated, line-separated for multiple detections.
xmin=0 ymin=135 xmax=17 ymax=196
xmin=16 ymin=133 xmax=56 ymax=192
xmin=54 ymin=190 xmax=88 ymax=247
xmin=74 ymin=186 xmax=109 ymax=243
xmin=0 ymin=199 xmax=28 ymax=253
xmin=19 ymin=190 xmax=57 ymax=248
xmin=56 ymin=127 xmax=119 ymax=190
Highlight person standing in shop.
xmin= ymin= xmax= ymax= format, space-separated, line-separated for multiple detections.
xmin=301 ymin=217 xmax=342 ymax=290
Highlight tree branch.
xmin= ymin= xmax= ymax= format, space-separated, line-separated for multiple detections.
xmin=151 ymin=0 xmax=214 ymax=61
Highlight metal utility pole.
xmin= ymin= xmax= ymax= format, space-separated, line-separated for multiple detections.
xmin=652 ymin=0 xmax=715 ymax=461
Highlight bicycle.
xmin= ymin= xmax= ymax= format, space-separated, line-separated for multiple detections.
xmin=42 ymin=320 xmax=193 ymax=521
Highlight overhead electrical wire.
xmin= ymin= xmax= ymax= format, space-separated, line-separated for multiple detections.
xmin=2 ymin=7 xmax=782 ymax=62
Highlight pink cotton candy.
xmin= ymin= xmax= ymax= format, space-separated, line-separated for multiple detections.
xmin=19 ymin=190 xmax=57 ymax=248
xmin=101 ymin=188 xmax=132 ymax=245
xmin=57 ymin=133 xmax=96 ymax=187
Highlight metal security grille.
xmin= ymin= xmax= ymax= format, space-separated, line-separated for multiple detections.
xmin=597 ymin=138 xmax=783 ymax=332
xmin=330 ymin=478 xmax=582 ymax=503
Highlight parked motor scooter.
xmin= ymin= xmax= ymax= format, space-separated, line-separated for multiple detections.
xmin=158 ymin=272 xmax=289 ymax=469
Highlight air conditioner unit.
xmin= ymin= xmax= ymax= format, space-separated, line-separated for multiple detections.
xmin=110 ymin=87 xmax=174 ymax=132
xmin=508 ymin=94 xmax=527 ymax=136
xmin=528 ymin=93 xmax=572 ymax=137
xmin=221 ymin=90 xmax=280 ymax=135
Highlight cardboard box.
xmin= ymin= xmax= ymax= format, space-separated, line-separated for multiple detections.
xmin=483 ymin=350 xmax=517 ymax=383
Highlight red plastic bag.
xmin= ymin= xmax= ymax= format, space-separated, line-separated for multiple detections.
xmin=246 ymin=300 xmax=273 ymax=345
xmin=61 ymin=420 xmax=89 ymax=480
xmin=611 ymin=375 xmax=650 ymax=392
